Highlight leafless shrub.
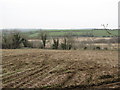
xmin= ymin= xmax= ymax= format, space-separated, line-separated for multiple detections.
xmin=38 ymin=30 xmax=48 ymax=49
xmin=52 ymin=38 xmax=59 ymax=49
xmin=60 ymin=32 xmax=75 ymax=50
xmin=2 ymin=30 xmax=29 ymax=49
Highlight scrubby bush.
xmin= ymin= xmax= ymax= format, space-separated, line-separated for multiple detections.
xmin=2 ymin=35 xmax=12 ymax=49
xmin=96 ymin=46 xmax=101 ymax=50
xmin=52 ymin=38 xmax=59 ymax=49
xmin=11 ymin=33 xmax=25 ymax=49
xmin=60 ymin=33 xmax=74 ymax=50
xmin=2 ymin=31 xmax=29 ymax=49
xmin=84 ymin=47 xmax=87 ymax=50
xmin=93 ymin=46 xmax=101 ymax=50
xmin=38 ymin=30 xmax=48 ymax=49
xmin=104 ymin=47 xmax=108 ymax=50
xmin=60 ymin=38 xmax=72 ymax=50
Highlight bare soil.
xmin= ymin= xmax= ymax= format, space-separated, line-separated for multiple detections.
xmin=2 ymin=49 xmax=119 ymax=89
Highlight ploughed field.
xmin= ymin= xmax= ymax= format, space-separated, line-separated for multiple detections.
xmin=2 ymin=49 xmax=119 ymax=89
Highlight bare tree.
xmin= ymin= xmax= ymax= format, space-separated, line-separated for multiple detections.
xmin=101 ymin=24 xmax=118 ymax=50
xmin=101 ymin=24 xmax=117 ymax=37
xmin=61 ymin=32 xmax=74 ymax=50
xmin=2 ymin=30 xmax=27 ymax=49
xmin=39 ymin=30 xmax=48 ymax=49
xmin=52 ymin=38 xmax=59 ymax=49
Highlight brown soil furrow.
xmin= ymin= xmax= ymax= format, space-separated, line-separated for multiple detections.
xmin=14 ymin=66 xmax=50 ymax=88
xmin=2 ymin=54 xmax=23 ymax=61
xmin=22 ymin=62 xmax=111 ymax=88
xmin=32 ymin=73 xmax=74 ymax=88
xmin=44 ymin=73 xmax=76 ymax=87
xmin=60 ymin=72 xmax=76 ymax=87
xmin=20 ymin=63 xmax=68 ymax=88
xmin=2 ymin=52 xmax=42 ymax=65
xmin=3 ymin=65 xmax=41 ymax=82
xmin=2 ymin=49 xmax=118 ymax=88
xmin=3 ymin=65 xmax=49 ymax=88
xmin=3 ymin=63 xmax=14 ymax=68
xmin=3 ymin=62 xmax=28 ymax=73
xmin=95 ymin=82 xmax=120 ymax=88
xmin=20 ymin=66 xmax=57 ymax=88
xmin=30 ymin=74 xmax=58 ymax=88
xmin=2 ymin=58 xmax=18 ymax=66
xmin=29 ymin=66 xmax=75 ymax=88
xmin=3 ymin=56 xmax=32 ymax=66
xmin=26 ymin=64 xmax=69 ymax=88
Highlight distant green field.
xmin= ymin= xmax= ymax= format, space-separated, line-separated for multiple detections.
xmin=22 ymin=29 xmax=118 ymax=38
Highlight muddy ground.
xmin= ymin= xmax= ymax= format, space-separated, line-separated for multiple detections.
xmin=2 ymin=49 xmax=120 ymax=89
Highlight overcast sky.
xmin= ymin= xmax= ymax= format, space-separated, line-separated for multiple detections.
xmin=0 ymin=0 xmax=119 ymax=29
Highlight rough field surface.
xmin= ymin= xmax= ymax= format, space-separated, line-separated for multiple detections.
xmin=2 ymin=49 xmax=119 ymax=89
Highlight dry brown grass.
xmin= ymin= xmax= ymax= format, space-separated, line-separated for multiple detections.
xmin=28 ymin=37 xmax=118 ymax=50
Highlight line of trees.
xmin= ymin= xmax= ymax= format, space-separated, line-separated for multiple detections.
xmin=2 ymin=30 xmax=75 ymax=50
xmin=2 ymin=30 xmax=118 ymax=50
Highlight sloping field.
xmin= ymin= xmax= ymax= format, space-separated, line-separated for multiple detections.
xmin=2 ymin=49 xmax=119 ymax=89
xmin=22 ymin=29 xmax=118 ymax=38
